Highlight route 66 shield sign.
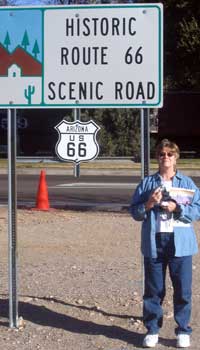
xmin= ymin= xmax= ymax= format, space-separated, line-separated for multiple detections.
xmin=54 ymin=120 xmax=100 ymax=164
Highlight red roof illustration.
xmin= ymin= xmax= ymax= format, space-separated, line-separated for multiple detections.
xmin=0 ymin=44 xmax=42 ymax=76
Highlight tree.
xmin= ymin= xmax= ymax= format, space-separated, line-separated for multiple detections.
xmin=32 ymin=40 xmax=40 ymax=59
xmin=156 ymin=0 xmax=200 ymax=91
xmin=3 ymin=31 xmax=11 ymax=50
xmin=78 ymin=108 xmax=141 ymax=157
xmin=21 ymin=30 xmax=29 ymax=51
xmin=63 ymin=108 xmax=141 ymax=157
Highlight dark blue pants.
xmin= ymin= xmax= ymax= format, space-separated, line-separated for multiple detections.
xmin=143 ymin=232 xmax=192 ymax=335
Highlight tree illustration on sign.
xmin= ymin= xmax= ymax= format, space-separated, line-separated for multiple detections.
xmin=21 ymin=30 xmax=30 ymax=51
xmin=32 ymin=40 xmax=40 ymax=59
xmin=4 ymin=31 xmax=11 ymax=51
xmin=24 ymin=85 xmax=35 ymax=105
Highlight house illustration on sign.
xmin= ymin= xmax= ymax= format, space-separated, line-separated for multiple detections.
xmin=8 ymin=64 xmax=21 ymax=78
xmin=0 ymin=44 xmax=42 ymax=77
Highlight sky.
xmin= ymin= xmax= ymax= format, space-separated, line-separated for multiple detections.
xmin=6 ymin=1 xmax=64 ymax=5
xmin=7 ymin=1 xmax=57 ymax=4
xmin=3 ymin=0 xmax=136 ymax=5
xmin=0 ymin=8 xmax=42 ymax=60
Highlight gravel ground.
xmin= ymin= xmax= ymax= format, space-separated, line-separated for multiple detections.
xmin=0 ymin=207 xmax=200 ymax=349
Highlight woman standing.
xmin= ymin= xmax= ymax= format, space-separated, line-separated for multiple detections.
xmin=130 ymin=139 xmax=200 ymax=348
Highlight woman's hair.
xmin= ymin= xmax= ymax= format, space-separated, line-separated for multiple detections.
xmin=155 ymin=139 xmax=180 ymax=159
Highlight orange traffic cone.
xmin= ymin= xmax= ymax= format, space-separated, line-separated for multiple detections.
xmin=35 ymin=170 xmax=50 ymax=210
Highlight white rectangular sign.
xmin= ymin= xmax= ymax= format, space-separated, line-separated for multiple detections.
xmin=0 ymin=4 xmax=163 ymax=108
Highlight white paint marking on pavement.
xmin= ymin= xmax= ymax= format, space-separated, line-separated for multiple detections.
xmin=49 ymin=182 xmax=138 ymax=189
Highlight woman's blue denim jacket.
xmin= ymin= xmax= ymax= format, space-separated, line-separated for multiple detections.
xmin=130 ymin=171 xmax=200 ymax=258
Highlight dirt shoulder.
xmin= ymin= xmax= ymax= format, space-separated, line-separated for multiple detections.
xmin=0 ymin=208 xmax=200 ymax=349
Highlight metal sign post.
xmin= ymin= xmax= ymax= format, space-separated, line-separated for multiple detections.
xmin=140 ymin=107 xmax=150 ymax=299
xmin=7 ymin=108 xmax=18 ymax=328
xmin=73 ymin=109 xmax=80 ymax=178
xmin=141 ymin=108 xmax=150 ymax=179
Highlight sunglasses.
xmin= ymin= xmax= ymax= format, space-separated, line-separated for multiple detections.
xmin=159 ymin=152 xmax=174 ymax=158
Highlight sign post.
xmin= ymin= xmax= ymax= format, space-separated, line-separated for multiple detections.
xmin=7 ymin=109 xmax=18 ymax=328
xmin=73 ymin=109 xmax=81 ymax=177
xmin=140 ymin=107 xmax=150 ymax=298
xmin=141 ymin=108 xmax=150 ymax=179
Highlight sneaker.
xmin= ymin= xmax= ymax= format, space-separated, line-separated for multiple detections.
xmin=176 ymin=334 xmax=190 ymax=348
xmin=143 ymin=334 xmax=159 ymax=348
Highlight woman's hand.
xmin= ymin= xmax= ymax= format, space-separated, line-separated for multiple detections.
xmin=160 ymin=200 xmax=177 ymax=213
xmin=145 ymin=187 xmax=163 ymax=211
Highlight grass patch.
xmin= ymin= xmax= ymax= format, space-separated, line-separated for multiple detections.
xmin=1 ymin=157 xmax=200 ymax=170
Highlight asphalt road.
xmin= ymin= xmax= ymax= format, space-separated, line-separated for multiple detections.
xmin=0 ymin=174 xmax=141 ymax=210
xmin=1 ymin=174 xmax=200 ymax=211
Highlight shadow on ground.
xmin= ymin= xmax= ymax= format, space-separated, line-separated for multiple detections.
xmin=0 ymin=297 xmax=144 ymax=348
xmin=0 ymin=297 xmax=178 ymax=348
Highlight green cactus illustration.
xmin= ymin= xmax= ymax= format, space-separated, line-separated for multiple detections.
xmin=24 ymin=85 xmax=35 ymax=105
